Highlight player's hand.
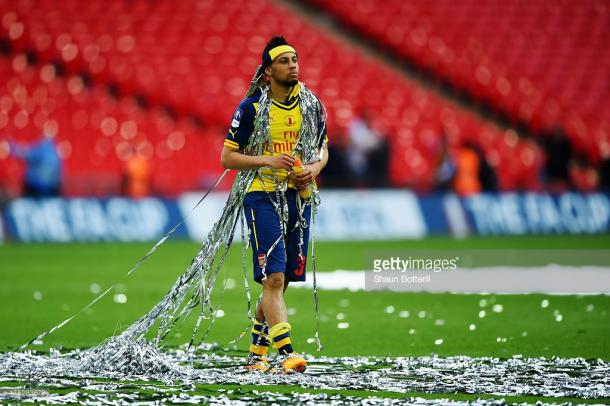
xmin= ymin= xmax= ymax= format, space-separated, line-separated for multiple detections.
xmin=294 ymin=165 xmax=318 ymax=189
xmin=266 ymin=154 xmax=295 ymax=170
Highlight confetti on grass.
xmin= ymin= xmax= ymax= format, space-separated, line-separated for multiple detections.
xmin=0 ymin=347 xmax=607 ymax=402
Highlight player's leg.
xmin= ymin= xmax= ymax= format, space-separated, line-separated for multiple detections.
xmin=285 ymin=190 xmax=311 ymax=284
xmin=243 ymin=192 xmax=289 ymax=370
xmin=249 ymin=195 xmax=288 ymax=326
xmin=243 ymin=196 xmax=276 ymax=369
xmin=271 ymin=190 xmax=312 ymax=373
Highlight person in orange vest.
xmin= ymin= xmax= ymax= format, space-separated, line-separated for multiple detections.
xmin=453 ymin=143 xmax=482 ymax=196
xmin=122 ymin=153 xmax=151 ymax=198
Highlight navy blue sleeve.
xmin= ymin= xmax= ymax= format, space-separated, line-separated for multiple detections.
xmin=225 ymin=98 xmax=256 ymax=150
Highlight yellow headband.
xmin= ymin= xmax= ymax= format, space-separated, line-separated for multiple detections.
xmin=268 ymin=45 xmax=296 ymax=61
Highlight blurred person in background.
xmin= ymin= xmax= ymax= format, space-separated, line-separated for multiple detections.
xmin=8 ymin=132 xmax=62 ymax=198
xmin=569 ymin=155 xmax=599 ymax=192
xmin=347 ymin=111 xmax=389 ymax=187
xmin=320 ymin=124 xmax=350 ymax=188
xmin=453 ymin=142 xmax=482 ymax=196
xmin=121 ymin=153 xmax=152 ymax=198
xmin=434 ymin=137 xmax=456 ymax=192
xmin=542 ymin=127 xmax=573 ymax=192
xmin=442 ymin=139 xmax=497 ymax=196
xmin=600 ymin=156 xmax=610 ymax=192
xmin=474 ymin=144 xmax=497 ymax=192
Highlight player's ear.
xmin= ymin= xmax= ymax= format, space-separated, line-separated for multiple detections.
xmin=264 ymin=66 xmax=272 ymax=76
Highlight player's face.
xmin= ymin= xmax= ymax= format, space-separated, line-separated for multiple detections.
xmin=269 ymin=52 xmax=299 ymax=87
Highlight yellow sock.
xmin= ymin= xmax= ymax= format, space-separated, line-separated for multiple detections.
xmin=269 ymin=322 xmax=294 ymax=355
xmin=249 ymin=320 xmax=269 ymax=356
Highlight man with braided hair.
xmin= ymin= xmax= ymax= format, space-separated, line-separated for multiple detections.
xmin=221 ymin=36 xmax=328 ymax=373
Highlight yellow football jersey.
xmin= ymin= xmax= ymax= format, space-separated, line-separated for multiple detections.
xmin=224 ymin=83 xmax=326 ymax=193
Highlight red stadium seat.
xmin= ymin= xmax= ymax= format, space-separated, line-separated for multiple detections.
xmin=309 ymin=0 xmax=609 ymax=163
xmin=0 ymin=0 xmax=552 ymax=195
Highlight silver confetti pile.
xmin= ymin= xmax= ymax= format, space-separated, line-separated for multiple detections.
xmin=0 ymin=350 xmax=607 ymax=403
xmin=0 ymin=388 xmax=569 ymax=405
xmin=0 ymin=386 xmax=565 ymax=406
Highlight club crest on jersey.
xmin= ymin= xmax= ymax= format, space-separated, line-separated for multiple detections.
xmin=285 ymin=115 xmax=295 ymax=126
xmin=258 ymin=253 xmax=267 ymax=268
xmin=231 ymin=109 xmax=242 ymax=128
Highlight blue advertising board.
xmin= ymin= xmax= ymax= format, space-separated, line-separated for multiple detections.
xmin=1 ymin=192 xmax=608 ymax=242
xmin=459 ymin=193 xmax=610 ymax=236
xmin=3 ymin=197 xmax=186 ymax=242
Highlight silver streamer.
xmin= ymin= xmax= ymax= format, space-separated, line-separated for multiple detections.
xmin=0 ymin=347 xmax=607 ymax=403
xmin=3 ymin=77 xmax=330 ymax=401
xmin=117 ymin=75 xmax=328 ymax=349
xmin=18 ymin=169 xmax=230 ymax=351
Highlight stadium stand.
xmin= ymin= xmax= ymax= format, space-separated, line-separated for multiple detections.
xmin=0 ymin=0 xmax=547 ymax=196
xmin=0 ymin=55 xmax=226 ymax=196
xmin=306 ymin=0 xmax=610 ymax=164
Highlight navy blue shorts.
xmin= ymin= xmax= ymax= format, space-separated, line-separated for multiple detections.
xmin=243 ymin=190 xmax=311 ymax=284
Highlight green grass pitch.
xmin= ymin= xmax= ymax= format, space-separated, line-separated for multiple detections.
xmin=1 ymin=234 xmax=609 ymax=403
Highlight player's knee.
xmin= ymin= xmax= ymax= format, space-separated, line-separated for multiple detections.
xmin=263 ymin=272 xmax=285 ymax=291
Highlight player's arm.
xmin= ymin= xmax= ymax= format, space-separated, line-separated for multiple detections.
xmin=221 ymin=147 xmax=295 ymax=170
xmin=221 ymin=99 xmax=294 ymax=170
